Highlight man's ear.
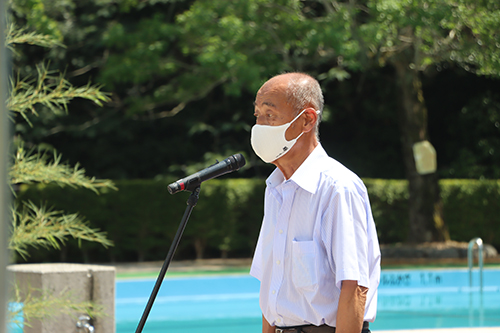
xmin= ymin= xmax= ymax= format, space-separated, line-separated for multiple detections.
xmin=302 ymin=108 xmax=318 ymax=133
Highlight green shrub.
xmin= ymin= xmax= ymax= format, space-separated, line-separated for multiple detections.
xmin=15 ymin=179 xmax=266 ymax=262
xmin=363 ymin=179 xmax=409 ymax=244
xmin=15 ymin=178 xmax=500 ymax=263
xmin=441 ymin=179 xmax=500 ymax=248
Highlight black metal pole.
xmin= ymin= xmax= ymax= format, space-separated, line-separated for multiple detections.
xmin=135 ymin=186 xmax=201 ymax=333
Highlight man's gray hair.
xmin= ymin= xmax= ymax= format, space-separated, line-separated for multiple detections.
xmin=284 ymin=73 xmax=324 ymax=139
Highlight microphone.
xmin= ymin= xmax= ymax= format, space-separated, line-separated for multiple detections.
xmin=167 ymin=154 xmax=246 ymax=194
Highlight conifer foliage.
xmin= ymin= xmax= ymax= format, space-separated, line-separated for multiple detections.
xmin=7 ymin=23 xmax=114 ymax=259
xmin=5 ymin=23 xmax=114 ymax=325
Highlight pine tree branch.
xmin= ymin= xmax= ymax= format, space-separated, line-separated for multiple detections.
xmin=10 ymin=146 xmax=116 ymax=193
xmin=7 ymin=63 xmax=110 ymax=123
xmin=5 ymin=24 xmax=65 ymax=50
xmin=9 ymin=201 xmax=113 ymax=259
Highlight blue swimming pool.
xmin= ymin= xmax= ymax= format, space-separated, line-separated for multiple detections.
xmin=116 ymin=268 xmax=500 ymax=332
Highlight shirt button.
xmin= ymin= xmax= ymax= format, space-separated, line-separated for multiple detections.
xmin=279 ymin=229 xmax=283 ymax=234
xmin=277 ymin=318 xmax=281 ymax=323
xmin=272 ymin=290 xmax=276 ymax=294
xmin=276 ymin=260 xmax=281 ymax=265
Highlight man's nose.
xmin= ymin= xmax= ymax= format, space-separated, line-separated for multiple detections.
xmin=255 ymin=115 xmax=267 ymax=126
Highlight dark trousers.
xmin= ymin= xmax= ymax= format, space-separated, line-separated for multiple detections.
xmin=276 ymin=321 xmax=370 ymax=333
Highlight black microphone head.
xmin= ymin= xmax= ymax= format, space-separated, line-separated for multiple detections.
xmin=231 ymin=153 xmax=246 ymax=170
xmin=167 ymin=182 xmax=181 ymax=195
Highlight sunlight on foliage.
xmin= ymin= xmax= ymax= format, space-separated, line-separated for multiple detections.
xmin=5 ymin=24 xmax=115 ymax=262
xmin=361 ymin=0 xmax=500 ymax=75
xmin=4 ymin=20 xmax=115 ymax=327
xmin=7 ymin=63 xmax=110 ymax=125
xmin=10 ymin=146 xmax=116 ymax=193
xmin=5 ymin=24 xmax=64 ymax=50
xmin=9 ymin=201 xmax=113 ymax=259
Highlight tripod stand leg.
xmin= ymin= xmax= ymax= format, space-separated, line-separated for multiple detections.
xmin=135 ymin=186 xmax=200 ymax=333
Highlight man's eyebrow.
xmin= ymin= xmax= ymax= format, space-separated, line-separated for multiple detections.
xmin=253 ymin=101 xmax=276 ymax=108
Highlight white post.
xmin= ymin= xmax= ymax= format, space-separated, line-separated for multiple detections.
xmin=0 ymin=0 xmax=11 ymax=332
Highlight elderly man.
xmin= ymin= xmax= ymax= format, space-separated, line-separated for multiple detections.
xmin=249 ymin=72 xmax=381 ymax=333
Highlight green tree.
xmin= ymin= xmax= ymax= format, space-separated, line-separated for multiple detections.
xmin=9 ymin=0 xmax=500 ymax=246
xmin=7 ymin=25 xmax=113 ymax=258
xmin=351 ymin=0 xmax=500 ymax=242
xmin=132 ymin=0 xmax=499 ymax=243
xmin=5 ymin=21 xmax=114 ymax=325
xmin=162 ymin=0 xmax=500 ymax=243
xmin=98 ymin=0 xmax=351 ymax=174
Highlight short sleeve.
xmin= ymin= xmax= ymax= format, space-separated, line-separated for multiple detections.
xmin=323 ymin=185 xmax=370 ymax=290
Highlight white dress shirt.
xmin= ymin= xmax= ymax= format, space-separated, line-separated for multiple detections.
xmin=250 ymin=144 xmax=381 ymax=327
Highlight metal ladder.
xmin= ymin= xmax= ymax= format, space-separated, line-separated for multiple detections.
xmin=467 ymin=237 xmax=484 ymax=292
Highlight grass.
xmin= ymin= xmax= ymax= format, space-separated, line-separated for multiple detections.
xmin=115 ymin=259 xmax=500 ymax=280
xmin=116 ymin=267 xmax=251 ymax=280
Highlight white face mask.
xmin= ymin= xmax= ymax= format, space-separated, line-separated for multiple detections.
xmin=250 ymin=109 xmax=307 ymax=163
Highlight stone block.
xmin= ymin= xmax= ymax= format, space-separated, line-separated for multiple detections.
xmin=7 ymin=263 xmax=115 ymax=333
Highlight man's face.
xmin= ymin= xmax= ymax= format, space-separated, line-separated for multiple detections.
xmin=253 ymin=80 xmax=300 ymax=141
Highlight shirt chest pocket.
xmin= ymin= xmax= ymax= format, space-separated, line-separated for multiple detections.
xmin=291 ymin=240 xmax=318 ymax=291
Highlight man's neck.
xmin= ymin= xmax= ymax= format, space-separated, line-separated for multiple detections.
xmin=274 ymin=137 xmax=319 ymax=180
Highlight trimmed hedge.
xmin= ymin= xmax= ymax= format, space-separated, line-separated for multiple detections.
xmin=440 ymin=179 xmax=500 ymax=247
xmin=15 ymin=179 xmax=266 ymax=263
xmin=15 ymin=178 xmax=500 ymax=263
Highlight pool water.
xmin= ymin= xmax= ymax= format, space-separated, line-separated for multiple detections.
xmin=116 ymin=268 xmax=500 ymax=332
xmin=371 ymin=268 xmax=500 ymax=330
xmin=117 ymin=275 xmax=261 ymax=333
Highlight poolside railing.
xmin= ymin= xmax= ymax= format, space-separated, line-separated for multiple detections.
xmin=468 ymin=237 xmax=484 ymax=292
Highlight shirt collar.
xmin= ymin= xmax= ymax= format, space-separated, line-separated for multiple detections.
xmin=266 ymin=144 xmax=327 ymax=194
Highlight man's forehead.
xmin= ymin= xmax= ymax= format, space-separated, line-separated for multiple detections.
xmin=259 ymin=76 xmax=288 ymax=94
xmin=255 ymin=83 xmax=287 ymax=107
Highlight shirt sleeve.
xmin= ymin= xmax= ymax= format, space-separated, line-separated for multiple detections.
xmin=250 ymin=232 xmax=263 ymax=281
xmin=323 ymin=184 xmax=370 ymax=290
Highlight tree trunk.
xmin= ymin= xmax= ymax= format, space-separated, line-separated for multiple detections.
xmin=392 ymin=52 xmax=450 ymax=243
xmin=194 ymin=238 xmax=206 ymax=260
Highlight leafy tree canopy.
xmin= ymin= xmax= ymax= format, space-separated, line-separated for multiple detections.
xmin=8 ymin=0 xmax=500 ymax=180
xmin=359 ymin=0 xmax=500 ymax=75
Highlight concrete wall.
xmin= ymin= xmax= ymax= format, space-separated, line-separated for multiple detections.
xmin=7 ymin=263 xmax=115 ymax=333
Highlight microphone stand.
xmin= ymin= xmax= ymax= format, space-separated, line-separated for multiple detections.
xmin=135 ymin=186 xmax=201 ymax=333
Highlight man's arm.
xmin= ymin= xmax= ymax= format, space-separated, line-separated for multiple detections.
xmin=263 ymin=314 xmax=275 ymax=333
xmin=336 ymin=280 xmax=368 ymax=333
